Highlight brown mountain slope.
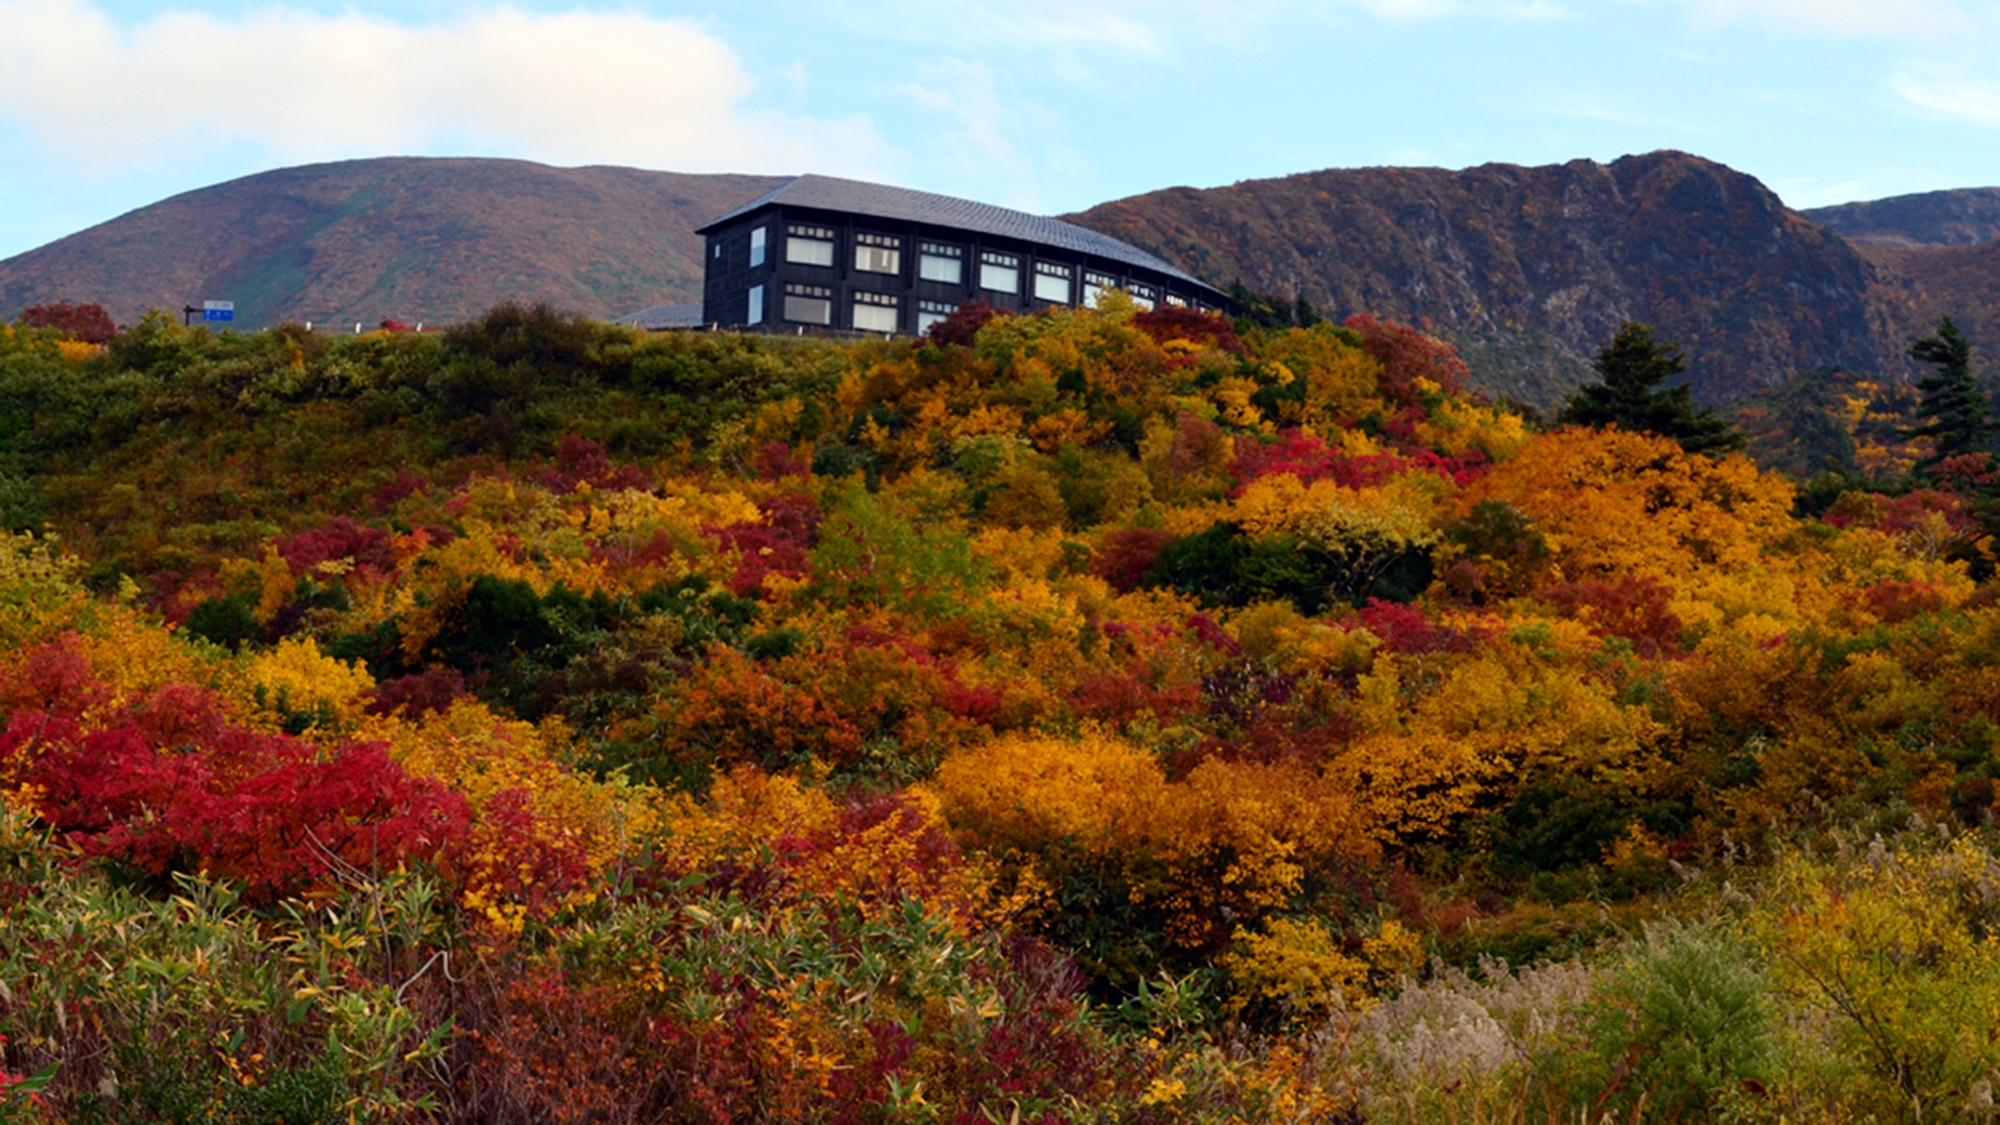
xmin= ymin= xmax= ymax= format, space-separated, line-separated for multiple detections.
xmin=1805 ymin=188 xmax=2000 ymax=248
xmin=1856 ymin=239 xmax=2000 ymax=384
xmin=1064 ymin=151 xmax=1881 ymax=406
xmin=0 ymin=159 xmax=787 ymax=330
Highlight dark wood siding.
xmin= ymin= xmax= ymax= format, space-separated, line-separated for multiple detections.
xmin=700 ymin=203 xmax=1230 ymax=334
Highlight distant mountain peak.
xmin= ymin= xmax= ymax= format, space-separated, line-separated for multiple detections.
xmin=1803 ymin=187 xmax=2000 ymax=249
xmin=1064 ymin=151 xmax=1878 ymax=405
xmin=0 ymin=157 xmax=789 ymax=329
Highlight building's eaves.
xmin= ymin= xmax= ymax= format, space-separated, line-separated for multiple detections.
xmin=696 ymin=174 xmax=1213 ymax=292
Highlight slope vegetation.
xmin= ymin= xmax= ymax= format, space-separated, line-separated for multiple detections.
xmin=4 ymin=305 xmax=2000 ymax=1120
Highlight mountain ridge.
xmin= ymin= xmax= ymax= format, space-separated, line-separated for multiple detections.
xmin=1062 ymin=150 xmax=1886 ymax=405
xmin=1804 ymin=187 xmax=2000 ymax=248
xmin=5 ymin=152 xmax=1995 ymax=406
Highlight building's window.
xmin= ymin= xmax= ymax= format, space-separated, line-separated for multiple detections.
xmin=855 ymin=232 xmax=901 ymax=275
xmin=1034 ymin=262 xmax=1072 ymax=304
xmin=1128 ymin=283 xmax=1158 ymax=311
xmin=853 ymin=291 xmax=899 ymax=334
xmin=713 ymin=244 xmax=721 ymax=259
xmin=1083 ymin=271 xmax=1118 ymax=308
xmin=919 ymin=242 xmax=963 ymax=284
xmin=786 ymin=225 xmax=835 ymax=268
xmin=1164 ymin=294 xmax=1188 ymax=308
xmin=916 ymin=299 xmax=957 ymax=335
xmin=747 ymin=284 xmax=764 ymax=325
xmin=783 ymin=283 xmax=832 ymax=325
xmin=979 ymin=252 xmax=1019 ymax=294
xmin=749 ymin=227 xmax=767 ymax=268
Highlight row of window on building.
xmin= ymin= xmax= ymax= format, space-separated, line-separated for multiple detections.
xmin=746 ymin=284 xmax=968 ymax=334
xmin=737 ymin=223 xmax=1201 ymax=317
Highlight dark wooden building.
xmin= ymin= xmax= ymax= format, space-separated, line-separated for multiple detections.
xmin=696 ymin=175 xmax=1232 ymax=336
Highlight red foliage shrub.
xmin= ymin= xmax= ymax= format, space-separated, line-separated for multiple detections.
xmin=1864 ymin=579 xmax=1954 ymax=624
xmin=939 ymin=682 xmax=1004 ymax=725
xmin=368 ymin=668 xmax=470 ymax=719
xmin=1230 ymin=428 xmax=1486 ymax=492
xmin=1131 ymin=306 xmax=1243 ymax=355
xmin=15 ymin=710 xmax=468 ymax=903
xmin=1823 ymin=488 xmax=1976 ymax=537
xmin=1169 ymin=710 xmax=1355 ymax=777
xmin=1354 ymin=599 xmax=1473 ymax=655
xmin=128 ymin=681 xmax=232 ymax=748
xmin=372 ymin=468 xmax=432 ymax=513
xmin=709 ymin=493 xmax=821 ymax=598
xmin=0 ymin=636 xmax=110 ymax=718
xmin=925 ymin=300 xmax=1007 ymax=347
xmin=760 ymin=492 xmax=823 ymax=545
xmin=1542 ymin=574 xmax=1684 ymax=652
xmin=1092 ymin=528 xmax=1174 ymax=592
xmin=1167 ymin=411 xmax=1229 ymax=477
xmin=751 ymin=442 xmax=810 ymax=481
xmin=593 ymin=527 xmax=678 ymax=570
xmin=809 ymin=794 xmax=965 ymax=891
xmin=1345 ymin=314 xmax=1470 ymax=407
xmin=1070 ymin=668 xmax=1202 ymax=727
xmin=274 ymin=517 xmax=398 ymax=575
xmin=1 ymin=650 xmax=469 ymax=903
xmin=531 ymin=435 xmax=654 ymax=493
xmin=18 ymin=301 xmax=117 ymax=344
xmin=1880 ymin=488 xmax=1978 ymax=536
xmin=1934 ymin=452 xmax=2000 ymax=488
xmin=1186 ymin=612 xmax=1243 ymax=655
xmin=463 ymin=788 xmax=594 ymax=917
xmin=710 ymin=526 xmax=811 ymax=598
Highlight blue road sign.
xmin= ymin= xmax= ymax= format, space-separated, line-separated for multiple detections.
xmin=203 ymin=300 xmax=234 ymax=323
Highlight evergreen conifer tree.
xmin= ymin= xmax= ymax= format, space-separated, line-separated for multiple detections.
xmin=1559 ymin=321 xmax=1746 ymax=456
xmin=1902 ymin=315 xmax=1989 ymax=470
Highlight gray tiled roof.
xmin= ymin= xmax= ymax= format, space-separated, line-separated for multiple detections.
xmin=613 ymin=303 xmax=705 ymax=330
xmin=697 ymin=175 xmax=1215 ymax=292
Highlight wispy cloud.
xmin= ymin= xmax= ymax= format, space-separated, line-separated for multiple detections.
xmin=0 ymin=0 xmax=894 ymax=176
xmin=1891 ymin=63 xmax=2000 ymax=127
xmin=1771 ymin=176 xmax=1869 ymax=206
xmin=895 ymin=56 xmax=1084 ymax=213
xmin=1538 ymin=96 xmax=1700 ymax=132
xmin=1681 ymin=0 xmax=1966 ymax=37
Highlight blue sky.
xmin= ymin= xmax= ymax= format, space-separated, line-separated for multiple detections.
xmin=1 ymin=0 xmax=1996 ymax=260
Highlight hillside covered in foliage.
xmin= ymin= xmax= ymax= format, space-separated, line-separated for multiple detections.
xmin=3 ymin=301 xmax=2000 ymax=1123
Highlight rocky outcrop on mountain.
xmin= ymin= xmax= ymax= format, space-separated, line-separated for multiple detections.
xmin=1065 ymin=151 xmax=1883 ymax=406
xmin=0 ymin=159 xmax=786 ymax=330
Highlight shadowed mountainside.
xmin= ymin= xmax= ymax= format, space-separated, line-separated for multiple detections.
xmin=1064 ymin=151 xmax=1884 ymax=406
xmin=0 ymin=158 xmax=787 ymax=330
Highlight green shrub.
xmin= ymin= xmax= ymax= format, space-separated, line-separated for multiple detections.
xmin=1577 ymin=920 xmax=1774 ymax=1121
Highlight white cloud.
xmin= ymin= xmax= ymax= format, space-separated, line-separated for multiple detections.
xmin=1891 ymin=64 xmax=2000 ymax=126
xmin=0 ymin=0 xmax=893 ymax=176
